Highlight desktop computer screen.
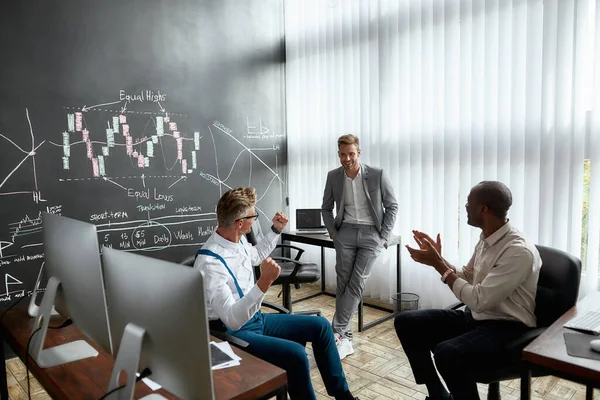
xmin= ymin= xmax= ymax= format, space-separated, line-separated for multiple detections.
xmin=102 ymin=247 xmax=214 ymax=400
xmin=30 ymin=213 xmax=113 ymax=368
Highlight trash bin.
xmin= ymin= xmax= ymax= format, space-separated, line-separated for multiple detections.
xmin=391 ymin=292 xmax=419 ymax=314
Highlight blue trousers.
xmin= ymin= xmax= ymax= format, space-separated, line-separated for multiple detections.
xmin=230 ymin=312 xmax=349 ymax=400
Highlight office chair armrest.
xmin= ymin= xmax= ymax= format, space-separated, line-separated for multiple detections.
xmin=210 ymin=330 xmax=249 ymax=348
xmin=262 ymin=301 xmax=290 ymax=314
xmin=270 ymin=256 xmax=305 ymax=278
xmin=275 ymin=244 xmax=305 ymax=261
xmin=445 ymin=301 xmax=465 ymax=310
xmin=504 ymin=327 xmax=546 ymax=350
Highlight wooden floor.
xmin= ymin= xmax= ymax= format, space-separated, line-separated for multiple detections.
xmin=5 ymin=283 xmax=600 ymax=399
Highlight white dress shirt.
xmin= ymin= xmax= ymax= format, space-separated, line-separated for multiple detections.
xmin=452 ymin=222 xmax=542 ymax=327
xmin=194 ymin=229 xmax=280 ymax=331
xmin=343 ymin=167 xmax=375 ymax=226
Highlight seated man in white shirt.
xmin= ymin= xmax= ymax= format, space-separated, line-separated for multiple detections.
xmin=395 ymin=181 xmax=542 ymax=400
xmin=195 ymin=187 xmax=359 ymax=400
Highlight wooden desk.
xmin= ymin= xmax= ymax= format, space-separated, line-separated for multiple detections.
xmin=281 ymin=231 xmax=402 ymax=331
xmin=521 ymin=291 xmax=600 ymax=400
xmin=0 ymin=307 xmax=287 ymax=400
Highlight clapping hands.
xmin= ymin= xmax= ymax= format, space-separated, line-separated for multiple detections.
xmin=405 ymin=230 xmax=443 ymax=267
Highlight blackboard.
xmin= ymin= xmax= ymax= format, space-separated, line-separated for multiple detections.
xmin=0 ymin=0 xmax=287 ymax=305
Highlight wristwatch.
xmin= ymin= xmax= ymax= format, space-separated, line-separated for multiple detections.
xmin=441 ymin=269 xmax=453 ymax=283
xmin=271 ymin=225 xmax=281 ymax=234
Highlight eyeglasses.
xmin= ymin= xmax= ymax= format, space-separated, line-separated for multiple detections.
xmin=236 ymin=214 xmax=259 ymax=222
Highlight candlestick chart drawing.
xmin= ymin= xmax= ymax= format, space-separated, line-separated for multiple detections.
xmin=0 ymin=99 xmax=287 ymax=301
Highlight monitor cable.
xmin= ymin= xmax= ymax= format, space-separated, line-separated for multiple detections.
xmin=98 ymin=368 xmax=152 ymax=400
xmin=25 ymin=319 xmax=73 ymax=400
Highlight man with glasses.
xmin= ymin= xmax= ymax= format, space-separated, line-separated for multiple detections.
xmin=195 ymin=187 xmax=360 ymax=400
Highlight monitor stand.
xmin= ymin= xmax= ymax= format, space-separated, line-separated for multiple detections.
xmin=106 ymin=323 xmax=166 ymax=400
xmin=28 ymin=262 xmax=59 ymax=318
xmin=28 ymin=276 xmax=98 ymax=368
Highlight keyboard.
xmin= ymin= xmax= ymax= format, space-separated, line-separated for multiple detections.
xmin=563 ymin=311 xmax=600 ymax=335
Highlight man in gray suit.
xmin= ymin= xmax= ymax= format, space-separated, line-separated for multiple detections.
xmin=322 ymin=134 xmax=398 ymax=359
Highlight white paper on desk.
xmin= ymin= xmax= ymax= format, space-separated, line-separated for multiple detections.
xmin=135 ymin=372 xmax=162 ymax=391
xmin=142 ymin=377 xmax=162 ymax=391
xmin=133 ymin=342 xmax=243 ymax=389
xmin=211 ymin=341 xmax=241 ymax=370
xmin=212 ymin=360 xmax=240 ymax=370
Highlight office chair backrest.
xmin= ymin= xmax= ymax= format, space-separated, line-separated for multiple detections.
xmin=245 ymin=223 xmax=262 ymax=246
xmin=181 ymin=255 xmax=196 ymax=267
xmin=534 ymin=245 xmax=582 ymax=328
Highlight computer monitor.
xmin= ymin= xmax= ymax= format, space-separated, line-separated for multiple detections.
xmin=29 ymin=213 xmax=113 ymax=368
xmin=101 ymin=247 xmax=214 ymax=400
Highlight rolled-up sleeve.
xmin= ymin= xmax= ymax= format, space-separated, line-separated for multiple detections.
xmin=452 ymin=246 xmax=534 ymax=313
xmin=195 ymin=254 xmax=265 ymax=331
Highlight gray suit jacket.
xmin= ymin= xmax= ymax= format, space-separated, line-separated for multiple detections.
xmin=321 ymin=164 xmax=398 ymax=241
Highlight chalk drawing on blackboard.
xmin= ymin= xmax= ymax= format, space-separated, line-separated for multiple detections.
xmin=9 ymin=211 xmax=43 ymax=243
xmin=0 ymin=103 xmax=286 ymax=298
xmin=58 ymin=107 xmax=194 ymax=177
xmin=0 ymin=108 xmax=47 ymax=203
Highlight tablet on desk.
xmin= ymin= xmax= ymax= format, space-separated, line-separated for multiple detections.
xmin=211 ymin=342 xmax=234 ymax=367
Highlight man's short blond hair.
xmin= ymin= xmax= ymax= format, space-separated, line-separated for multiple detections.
xmin=216 ymin=187 xmax=257 ymax=227
xmin=338 ymin=134 xmax=360 ymax=150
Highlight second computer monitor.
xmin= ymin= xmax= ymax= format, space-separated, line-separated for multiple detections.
xmin=102 ymin=247 xmax=214 ymax=400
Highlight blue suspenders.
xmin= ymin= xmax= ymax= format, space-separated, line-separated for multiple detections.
xmin=197 ymin=239 xmax=261 ymax=332
xmin=196 ymin=248 xmax=245 ymax=298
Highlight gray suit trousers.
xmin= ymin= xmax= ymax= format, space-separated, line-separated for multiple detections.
xmin=332 ymin=223 xmax=383 ymax=339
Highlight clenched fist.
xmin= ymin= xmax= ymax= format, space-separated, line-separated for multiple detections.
xmin=272 ymin=212 xmax=289 ymax=233
xmin=257 ymin=257 xmax=281 ymax=293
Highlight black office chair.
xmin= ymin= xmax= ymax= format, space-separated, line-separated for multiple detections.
xmin=446 ymin=244 xmax=582 ymax=400
xmin=246 ymin=223 xmax=322 ymax=316
xmin=180 ymin=255 xmax=254 ymax=348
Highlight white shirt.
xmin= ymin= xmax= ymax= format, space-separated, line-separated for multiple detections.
xmin=194 ymin=229 xmax=280 ymax=331
xmin=452 ymin=222 xmax=542 ymax=327
xmin=343 ymin=167 xmax=375 ymax=225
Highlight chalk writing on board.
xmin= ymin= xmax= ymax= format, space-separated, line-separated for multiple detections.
xmin=244 ymin=117 xmax=286 ymax=140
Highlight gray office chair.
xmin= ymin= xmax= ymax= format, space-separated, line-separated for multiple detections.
xmin=445 ymin=244 xmax=582 ymax=400
xmin=246 ymin=222 xmax=322 ymax=316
